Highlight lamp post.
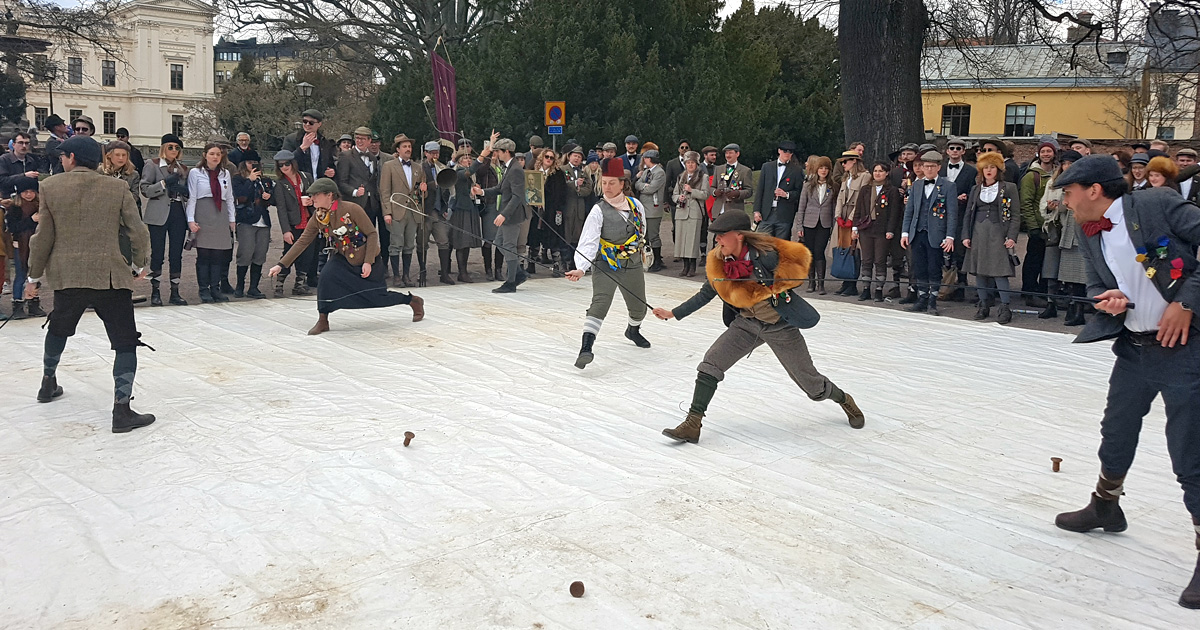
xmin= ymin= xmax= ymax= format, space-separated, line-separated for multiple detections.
xmin=44 ymin=60 xmax=57 ymax=115
xmin=296 ymin=81 xmax=313 ymax=113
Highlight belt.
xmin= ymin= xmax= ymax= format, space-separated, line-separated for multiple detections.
xmin=1123 ymin=330 xmax=1160 ymax=346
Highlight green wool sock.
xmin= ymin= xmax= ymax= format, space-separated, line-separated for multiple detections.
xmin=688 ymin=372 xmax=720 ymax=415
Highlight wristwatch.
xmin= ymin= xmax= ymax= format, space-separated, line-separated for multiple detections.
xmin=1181 ymin=302 xmax=1193 ymax=312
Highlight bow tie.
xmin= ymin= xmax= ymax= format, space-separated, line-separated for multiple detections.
xmin=402 ymin=160 xmax=412 ymax=166
xmin=948 ymin=163 xmax=961 ymax=170
xmin=1081 ymin=217 xmax=1115 ymax=237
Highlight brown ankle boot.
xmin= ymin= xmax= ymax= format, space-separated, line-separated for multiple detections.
xmin=663 ymin=411 xmax=703 ymax=443
xmin=1055 ymin=493 xmax=1128 ymax=533
xmin=1182 ymin=554 xmax=1200 ymax=609
xmin=839 ymin=392 xmax=865 ymax=429
xmin=308 ymin=313 xmax=330 ymax=335
xmin=409 ymin=294 xmax=425 ymax=322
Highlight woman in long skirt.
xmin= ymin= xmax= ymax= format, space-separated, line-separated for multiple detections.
xmin=449 ymin=148 xmax=484 ymax=282
xmin=962 ymin=151 xmax=1021 ymax=324
xmin=672 ymin=150 xmax=707 ymax=276
xmin=1039 ymin=150 xmax=1087 ymax=325
xmin=269 ymin=178 xmax=424 ymax=335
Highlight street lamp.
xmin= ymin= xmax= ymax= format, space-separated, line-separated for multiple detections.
xmin=296 ymin=81 xmax=313 ymax=112
xmin=43 ymin=60 xmax=58 ymax=115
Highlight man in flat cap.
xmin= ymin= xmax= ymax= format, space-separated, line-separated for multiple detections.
xmin=283 ymin=109 xmax=337 ymax=182
xmin=621 ymin=135 xmax=641 ymax=176
xmin=489 ymin=137 xmax=530 ymax=293
xmin=25 ymin=135 xmax=155 ymax=433
xmin=1051 ymin=154 xmax=1200 ymax=610
xmin=1069 ymin=137 xmax=1093 ymax=156
xmin=418 ymin=139 xmax=454 ymax=286
xmin=652 ymin=210 xmax=864 ymax=444
xmin=336 ymin=127 xmax=383 ymax=264
xmin=1175 ymin=148 xmax=1200 ymax=204
xmin=634 ymin=149 xmax=668 ymax=271
xmin=710 ymin=143 xmax=753 ymax=222
xmin=753 ymin=140 xmax=804 ymax=239
xmin=900 ymin=150 xmax=958 ymax=315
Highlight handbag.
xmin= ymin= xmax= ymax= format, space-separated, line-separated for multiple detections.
xmin=1007 ymin=247 xmax=1021 ymax=268
xmin=830 ymin=246 xmax=860 ymax=280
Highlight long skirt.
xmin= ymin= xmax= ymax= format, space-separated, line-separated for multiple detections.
xmin=317 ymin=254 xmax=414 ymax=314
xmin=675 ymin=216 xmax=702 ymax=259
xmin=450 ymin=204 xmax=483 ymax=249
xmin=193 ymin=197 xmax=233 ymax=250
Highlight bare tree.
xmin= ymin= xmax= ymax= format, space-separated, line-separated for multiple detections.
xmin=4 ymin=1 xmax=125 ymax=76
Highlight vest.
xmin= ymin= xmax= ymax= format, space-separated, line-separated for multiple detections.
xmin=597 ymin=199 xmax=642 ymax=269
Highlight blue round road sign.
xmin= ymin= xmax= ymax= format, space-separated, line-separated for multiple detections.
xmin=549 ymin=106 xmax=563 ymax=121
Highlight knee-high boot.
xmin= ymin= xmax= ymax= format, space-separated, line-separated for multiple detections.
xmin=210 ymin=264 xmax=230 ymax=302
xmin=816 ymin=260 xmax=827 ymax=295
xmin=234 ymin=265 xmax=248 ymax=298
xmin=481 ymin=244 xmax=493 ymax=278
xmin=197 ymin=263 xmax=213 ymax=303
xmin=247 ymin=264 xmax=266 ymax=298
xmin=438 ymin=249 xmax=455 ymax=285
xmin=493 ymin=247 xmax=505 ymax=281
xmin=457 ymin=248 xmax=474 ymax=283
xmin=401 ymin=253 xmax=413 ymax=287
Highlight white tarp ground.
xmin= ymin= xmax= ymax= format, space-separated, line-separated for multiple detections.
xmin=0 ymin=274 xmax=1194 ymax=629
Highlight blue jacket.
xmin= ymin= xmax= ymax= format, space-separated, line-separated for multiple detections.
xmin=902 ymin=176 xmax=959 ymax=247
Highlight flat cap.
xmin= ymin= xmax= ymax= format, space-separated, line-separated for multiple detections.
xmin=493 ymin=138 xmax=517 ymax=152
xmin=602 ymin=142 xmax=617 ymax=151
xmin=1070 ymin=137 xmax=1093 ymax=148
xmin=353 ymin=126 xmax=372 ymax=137
xmin=529 ymin=135 xmax=544 ymax=147
xmin=723 ymin=143 xmax=741 ymax=152
xmin=643 ymin=149 xmax=661 ymax=163
xmin=709 ymin=210 xmax=752 ymax=234
xmin=1177 ymin=148 xmax=1199 ymax=158
xmin=624 ymin=135 xmax=638 ymax=144
xmin=568 ymin=145 xmax=585 ymax=156
xmin=1131 ymin=140 xmax=1150 ymax=150
xmin=1130 ymin=152 xmax=1150 ymax=165
xmin=59 ymin=135 xmax=102 ymax=165
xmin=306 ymin=177 xmax=339 ymax=195
xmin=897 ymin=143 xmax=920 ymax=153
xmin=778 ymin=140 xmax=797 ymax=152
xmin=302 ymin=109 xmax=324 ymax=121
xmin=919 ymin=150 xmax=943 ymax=163
xmin=946 ymin=136 xmax=967 ymax=148
xmin=918 ymin=143 xmax=937 ymax=154
xmin=273 ymin=149 xmax=295 ymax=162
xmin=1052 ymin=154 xmax=1126 ymax=189
xmin=1059 ymin=149 xmax=1083 ymax=163
xmin=700 ymin=145 xmax=718 ymax=154
xmin=338 ymin=134 xmax=353 ymax=143
xmin=424 ymin=140 xmax=440 ymax=152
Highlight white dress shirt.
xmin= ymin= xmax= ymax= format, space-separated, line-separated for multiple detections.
xmin=308 ymin=143 xmax=321 ymax=180
xmin=817 ymin=183 xmax=828 ymax=204
xmin=979 ymin=182 xmax=1000 ymax=203
xmin=945 ymin=159 xmax=964 ymax=183
xmin=402 ymin=159 xmax=414 ymax=188
xmin=1183 ymin=178 xmax=1194 ymax=200
xmin=773 ymin=162 xmax=788 ymax=207
xmin=1099 ymin=197 xmax=1169 ymax=332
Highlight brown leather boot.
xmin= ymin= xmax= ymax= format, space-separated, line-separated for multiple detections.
xmin=308 ymin=313 xmax=330 ymax=335
xmin=663 ymin=411 xmax=704 ymax=443
xmin=409 ymin=294 xmax=425 ymax=322
xmin=1181 ymin=554 xmax=1200 ymax=609
xmin=839 ymin=392 xmax=865 ymax=429
xmin=1055 ymin=493 xmax=1128 ymax=533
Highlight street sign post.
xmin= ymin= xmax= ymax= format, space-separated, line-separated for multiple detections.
xmin=545 ymin=101 xmax=565 ymax=151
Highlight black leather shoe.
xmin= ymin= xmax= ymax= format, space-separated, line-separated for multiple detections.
xmin=1055 ymin=493 xmax=1128 ymax=533
xmin=37 ymin=376 xmax=63 ymax=403
xmin=1181 ymin=554 xmax=1200 ymax=609
xmin=112 ymin=402 xmax=156 ymax=434
xmin=906 ymin=297 xmax=928 ymax=312
xmin=492 ymin=283 xmax=517 ymax=294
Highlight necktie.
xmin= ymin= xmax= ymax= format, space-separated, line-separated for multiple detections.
xmin=948 ymin=163 xmax=961 ymax=170
xmin=1081 ymin=217 xmax=1114 ymax=237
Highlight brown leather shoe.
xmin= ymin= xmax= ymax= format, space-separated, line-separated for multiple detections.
xmin=409 ymin=294 xmax=425 ymax=322
xmin=840 ymin=392 xmax=865 ymax=429
xmin=1055 ymin=493 xmax=1128 ymax=533
xmin=1181 ymin=554 xmax=1200 ymax=609
xmin=663 ymin=411 xmax=703 ymax=443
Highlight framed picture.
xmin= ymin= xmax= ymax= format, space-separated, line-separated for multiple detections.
xmin=524 ymin=169 xmax=545 ymax=207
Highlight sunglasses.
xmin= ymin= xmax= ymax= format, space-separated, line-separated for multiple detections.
xmin=947 ymin=146 xmax=964 ymax=150
xmin=164 ymin=144 xmax=180 ymax=151
xmin=679 ymin=146 xmax=690 ymax=151
xmin=978 ymin=147 xmax=997 ymax=153
xmin=74 ymin=126 xmax=91 ymax=132
xmin=302 ymin=119 xmax=319 ymax=126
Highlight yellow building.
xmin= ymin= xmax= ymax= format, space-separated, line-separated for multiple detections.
xmin=921 ymin=43 xmax=1149 ymax=140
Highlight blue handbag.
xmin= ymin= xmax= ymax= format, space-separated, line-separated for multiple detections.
xmin=830 ymin=246 xmax=860 ymax=280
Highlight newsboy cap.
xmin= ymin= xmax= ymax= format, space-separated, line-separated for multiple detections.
xmin=778 ymin=140 xmax=797 ymax=152
xmin=643 ymin=149 xmax=661 ymax=163
xmin=1051 ymin=154 xmax=1126 ymax=189
xmin=353 ymin=126 xmax=372 ymax=137
xmin=602 ymin=142 xmax=618 ymax=151
xmin=919 ymin=150 xmax=943 ymax=163
xmin=493 ymin=138 xmax=517 ymax=152
xmin=1130 ymin=152 xmax=1150 ymax=165
xmin=1177 ymin=148 xmax=1199 ymax=158
xmin=529 ymin=135 xmax=544 ymax=148
xmin=624 ymin=135 xmax=638 ymax=144
xmin=273 ymin=149 xmax=296 ymax=162
xmin=302 ymin=109 xmax=324 ymax=121
xmin=306 ymin=178 xmax=339 ymax=195
xmin=423 ymin=140 xmax=440 ymax=152
xmin=918 ymin=143 xmax=937 ymax=154
xmin=709 ymin=210 xmax=752 ymax=234
xmin=59 ymin=135 xmax=102 ymax=165
xmin=946 ymin=136 xmax=967 ymax=148
xmin=723 ymin=143 xmax=741 ymax=153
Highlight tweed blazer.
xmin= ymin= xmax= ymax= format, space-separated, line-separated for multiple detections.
xmin=634 ymin=164 xmax=668 ymax=219
xmin=497 ymin=157 xmax=529 ymax=223
xmin=902 ymin=177 xmax=960 ymax=247
xmin=336 ymin=148 xmax=381 ymax=216
xmin=1077 ymin=188 xmax=1200 ymax=343
xmin=140 ymin=158 xmax=188 ymax=226
xmin=794 ymin=179 xmax=835 ymax=232
xmin=709 ymin=162 xmax=753 ymax=218
xmin=28 ymin=168 xmax=149 ymax=291
xmin=379 ymin=156 xmax=426 ymax=222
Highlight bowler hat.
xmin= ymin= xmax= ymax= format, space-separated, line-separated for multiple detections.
xmin=306 ymin=178 xmax=339 ymax=195
xmin=709 ymin=211 xmax=752 ymax=234
xmin=59 ymin=135 xmax=102 ymax=165
xmin=1052 ymin=154 xmax=1126 ymax=189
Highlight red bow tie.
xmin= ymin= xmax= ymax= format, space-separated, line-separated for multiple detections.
xmin=1081 ymin=217 xmax=1114 ymax=237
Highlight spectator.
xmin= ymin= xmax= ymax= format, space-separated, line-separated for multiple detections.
xmin=621 ymin=135 xmax=640 ymax=176
xmin=270 ymin=149 xmax=316 ymax=297
xmin=853 ymin=160 xmax=901 ymax=302
xmin=834 ymin=150 xmax=869 ymax=298
xmin=1176 ymin=148 xmax=1200 ymax=203
xmin=185 ymin=143 xmax=237 ymax=304
xmin=0 ymin=131 xmax=41 ymax=196
xmin=232 ymin=160 xmax=273 ymax=298
xmin=1069 ymin=137 xmax=1093 ymax=156
xmin=72 ymin=115 xmax=95 ymax=137
xmin=1150 ymin=139 xmax=1171 ymax=153
xmin=1130 ymin=140 xmax=1150 ymax=155
xmin=672 ymin=151 xmax=707 ymax=277
xmin=282 ymin=109 xmax=336 ymax=181
xmin=115 ymin=128 xmax=144 ymax=174
xmin=1019 ymin=138 xmax=1057 ymax=306
xmin=1127 ymin=153 xmax=1149 ymax=190
xmin=977 ymin=138 xmax=1020 ymax=184
xmin=962 ymin=150 xmax=1020 ymax=324
xmin=43 ymin=114 xmax=70 ymax=175
xmin=1038 ymin=150 xmax=1086 ymax=325
xmin=448 ymin=147 xmax=484 ymax=283
xmin=335 ymin=134 xmax=353 ymax=158
xmin=634 ymin=149 xmax=667 ymax=272
xmin=228 ymin=132 xmax=261 ymax=166
xmin=2 ymin=178 xmax=41 ymax=319
xmin=139 ymin=134 xmax=190 ymax=307
xmin=1146 ymin=155 xmax=1181 ymax=193
xmin=793 ymin=155 xmax=835 ymax=295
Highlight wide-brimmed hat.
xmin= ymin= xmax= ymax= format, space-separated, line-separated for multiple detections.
xmin=836 ymin=150 xmax=861 ymax=162
xmin=306 ymin=178 xmax=339 ymax=195
xmin=393 ymin=133 xmax=415 ymax=149
xmin=709 ymin=211 xmax=752 ymax=234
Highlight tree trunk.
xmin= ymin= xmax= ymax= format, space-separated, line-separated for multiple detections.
xmin=839 ymin=0 xmax=928 ymax=163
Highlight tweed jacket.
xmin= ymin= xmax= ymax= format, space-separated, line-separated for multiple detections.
xmin=794 ymin=179 xmax=835 ymax=232
xmin=634 ymin=164 xmax=668 ymax=219
xmin=960 ymin=181 xmax=1021 ymax=243
xmin=140 ymin=158 xmax=189 ymax=226
xmin=379 ymin=156 xmax=426 ymax=222
xmin=852 ymin=181 xmax=903 ymax=237
xmin=336 ymin=148 xmax=381 ymax=217
xmin=672 ymin=236 xmax=820 ymax=330
xmin=753 ymin=159 xmax=804 ymax=227
xmin=496 ymin=157 xmax=529 ymax=224
xmin=28 ymin=168 xmax=149 ymax=291
xmin=1077 ymin=188 xmax=1200 ymax=343
xmin=902 ymin=177 xmax=960 ymax=247
xmin=709 ymin=162 xmax=753 ymax=218
xmin=672 ymin=173 xmax=709 ymax=222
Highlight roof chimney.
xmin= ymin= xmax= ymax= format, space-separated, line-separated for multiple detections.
xmin=1067 ymin=12 xmax=1100 ymax=42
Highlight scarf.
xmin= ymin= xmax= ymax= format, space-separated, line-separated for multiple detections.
xmin=286 ymin=172 xmax=308 ymax=229
xmin=206 ymin=167 xmax=223 ymax=212
xmin=723 ymin=245 xmax=753 ymax=279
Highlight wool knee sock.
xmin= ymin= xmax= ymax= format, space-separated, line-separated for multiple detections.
xmin=44 ymin=334 xmax=67 ymax=378
xmin=689 ymin=372 xmax=720 ymax=415
xmin=113 ymin=350 xmax=137 ymax=405
xmin=1095 ymin=471 xmax=1125 ymax=501
xmin=828 ymin=383 xmax=848 ymax=404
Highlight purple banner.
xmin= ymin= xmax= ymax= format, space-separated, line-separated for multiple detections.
xmin=430 ymin=50 xmax=459 ymax=143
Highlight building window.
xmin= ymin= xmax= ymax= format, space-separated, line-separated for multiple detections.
xmin=34 ymin=107 xmax=47 ymax=129
xmin=103 ymin=111 xmax=116 ymax=135
xmin=67 ymin=57 xmax=82 ymax=84
xmin=215 ymin=71 xmax=224 ymax=85
xmin=170 ymin=64 xmax=184 ymax=90
xmin=1107 ymin=51 xmax=1128 ymax=66
xmin=1159 ymin=83 xmax=1180 ymax=110
xmin=69 ymin=109 xmax=82 ymax=123
xmin=1157 ymin=126 xmax=1176 ymax=140
xmin=102 ymin=60 xmax=116 ymax=87
xmin=1004 ymin=103 xmax=1036 ymax=136
xmin=286 ymin=69 xmax=295 ymax=82
xmin=940 ymin=104 xmax=971 ymax=136
xmin=172 ymin=115 xmax=184 ymax=138
xmin=216 ymin=51 xmax=242 ymax=62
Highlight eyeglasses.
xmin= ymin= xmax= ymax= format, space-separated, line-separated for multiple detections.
xmin=679 ymin=146 xmax=690 ymax=151
xmin=302 ymin=119 xmax=319 ymax=126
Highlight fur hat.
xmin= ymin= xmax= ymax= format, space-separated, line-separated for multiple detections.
xmin=975 ymin=151 xmax=1005 ymax=173
xmin=1147 ymin=155 xmax=1179 ymax=181
xmin=601 ymin=157 xmax=625 ymax=178
xmin=683 ymin=150 xmax=700 ymax=164
xmin=642 ymin=141 xmax=659 ymax=153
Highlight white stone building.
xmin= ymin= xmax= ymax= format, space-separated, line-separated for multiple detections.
xmin=22 ymin=0 xmax=216 ymax=148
